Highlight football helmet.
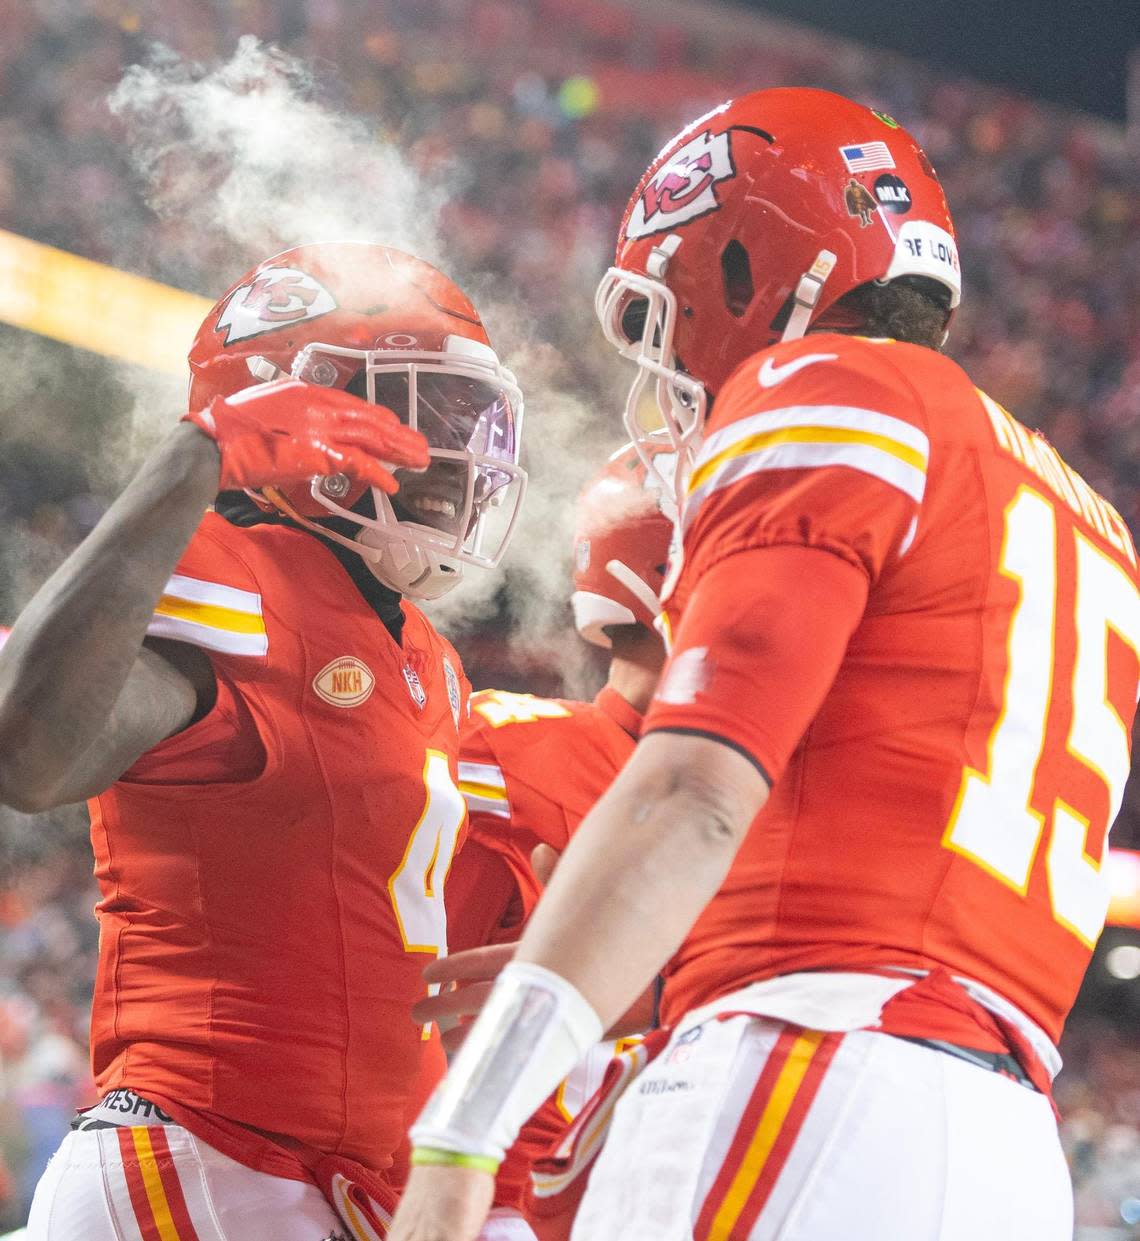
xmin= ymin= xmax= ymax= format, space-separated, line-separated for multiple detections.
xmin=595 ymin=88 xmax=960 ymax=501
xmin=570 ymin=443 xmax=674 ymax=647
xmin=189 ymin=242 xmax=526 ymax=599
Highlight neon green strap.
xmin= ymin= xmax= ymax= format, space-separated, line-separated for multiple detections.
xmin=410 ymin=1146 xmax=501 ymax=1175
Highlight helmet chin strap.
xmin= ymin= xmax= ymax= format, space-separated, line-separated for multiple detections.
xmin=354 ymin=524 xmax=463 ymax=600
xmin=605 ymin=559 xmax=663 ymax=624
xmin=780 ymin=250 xmax=838 ymax=342
xmin=256 ymin=486 xmax=463 ymax=600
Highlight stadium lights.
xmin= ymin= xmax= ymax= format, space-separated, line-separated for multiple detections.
xmin=1104 ymin=944 xmax=1140 ymax=981
xmin=0 ymin=228 xmax=211 ymax=374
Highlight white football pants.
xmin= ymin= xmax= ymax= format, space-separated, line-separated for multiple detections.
xmin=27 ymin=1123 xmax=534 ymax=1241
xmin=573 ymin=1016 xmax=1072 ymax=1241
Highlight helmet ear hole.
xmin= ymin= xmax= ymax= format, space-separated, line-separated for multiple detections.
xmin=620 ymin=295 xmax=649 ymax=344
xmin=720 ymin=240 xmax=755 ymax=318
xmin=768 ymin=291 xmax=795 ymax=339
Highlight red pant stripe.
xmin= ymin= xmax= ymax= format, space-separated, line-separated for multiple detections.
xmin=115 ymin=1127 xmax=166 ymax=1241
xmin=733 ymin=1031 xmax=844 ymax=1236
xmin=693 ymin=1027 xmax=800 ymax=1238
xmin=148 ymin=1127 xmax=202 ymax=1241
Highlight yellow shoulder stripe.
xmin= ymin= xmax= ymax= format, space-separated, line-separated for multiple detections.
xmin=154 ymin=595 xmax=267 ymax=636
xmin=690 ymin=425 xmax=926 ymax=495
xmin=459 ymin=780 xmax=509 ymax=803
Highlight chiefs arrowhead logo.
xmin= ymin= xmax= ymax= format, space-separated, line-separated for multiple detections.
xmin=625 ymin=130 xmax=735 ymax=240
xmin=313 ymin=656 xmax=375 ymax=708
xmin=215 ymin=266 xmax=337 ymax=345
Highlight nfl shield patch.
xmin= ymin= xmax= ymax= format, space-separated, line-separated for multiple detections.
xmin=402 ymin=663 xmax=426 ymax=710
xmin=443 ymin=656 xmax=461 ymax=730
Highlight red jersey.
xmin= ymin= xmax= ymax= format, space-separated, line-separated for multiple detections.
xmin=88 ymin=511 xmax=470 ymax=1174
xmin=450 ymin=687 xmax=642 ymax=934
xmin=446 ymin=687 xmax=642 ymax=1232
xmin=646 ymin=333 xmax=1140 ymax=1045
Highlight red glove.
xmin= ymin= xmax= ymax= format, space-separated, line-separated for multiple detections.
xmin=182 ymin=378 xmax=430 ymax=493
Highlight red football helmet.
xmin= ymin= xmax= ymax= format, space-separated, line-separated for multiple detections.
xmin=570 ymin=443 xmax=674 ymax=648
xmin=595 ymin=88 xmax=960 ymax=501
xmin=189 ymin=242 xmax=526 ymax=599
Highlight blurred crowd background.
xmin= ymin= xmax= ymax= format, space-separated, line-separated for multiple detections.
xmin=1 ymin=0 xmax=1139 ymax=1234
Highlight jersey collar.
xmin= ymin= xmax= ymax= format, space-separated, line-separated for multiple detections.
xmin=594 ymin=685 xmax=643 ymax=739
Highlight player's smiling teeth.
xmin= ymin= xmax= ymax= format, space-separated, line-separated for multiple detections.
xmin=412 ymin=496 xmax=457 ymax=519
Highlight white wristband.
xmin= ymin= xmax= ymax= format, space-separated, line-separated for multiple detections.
xmin=410 ymin=961 xmax=603 ymax=1163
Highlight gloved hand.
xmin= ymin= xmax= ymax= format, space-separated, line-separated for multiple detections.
xmin=182 ymin=378 xmax=430 ymax=493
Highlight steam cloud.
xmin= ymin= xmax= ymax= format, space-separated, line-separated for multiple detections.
xmin=105 ymin=37 xmax=620 ymax=690
xmin=109 ymin=38 xmax=447 ymax=270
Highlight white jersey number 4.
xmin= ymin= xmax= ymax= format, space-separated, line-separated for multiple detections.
xmin=389 ymin=751 xmax=465 ymax=957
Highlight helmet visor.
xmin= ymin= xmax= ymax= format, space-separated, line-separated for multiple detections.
xmin=292 ymin=342 xmax=526 ymax=566
xmin=293 ymin=349 xmax=519 ymax=466
xmin=371 ymin=371 xmax=518 ymax=539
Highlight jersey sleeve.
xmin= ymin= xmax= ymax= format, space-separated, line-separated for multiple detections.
xmin=457 ymin=706 xmax=547 ymax=919
xmin=644 ymin=544 xmax=869 ymax=783
xmin=678 ymin=338 xmax=930 ymax=586
xmin=460 ymin=691 xmax=580 ymax=851
xmin=145 ymin=521 xmax=269 ymax=661
xmin=457 ymin=704 xmax=515 ymax=824
xmin=645 ymin=342 xmax=927 ymax=777
xmin=124 ymin=519 xmax=270 ymax=784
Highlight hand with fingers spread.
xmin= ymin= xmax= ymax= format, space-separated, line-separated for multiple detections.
xmin=415 ymin=830 xmax=652 ymax=1053
xmin=415 ymin=840 xmax=559 ymax=1049
xmin=182 ymin=378 xmax=430 ymax=494
xmin=415 ymin=942 xmax=517 ymax=1052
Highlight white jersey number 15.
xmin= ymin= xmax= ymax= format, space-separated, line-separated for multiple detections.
xmin=944 ymin=485 xmax=1140 ymax=947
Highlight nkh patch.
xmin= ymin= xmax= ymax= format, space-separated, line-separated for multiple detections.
xmin=313 ymin=656 xmax=375 ymax=708
xmin=625 ymin=130 xmax=735 ymax=240
xmin=215 ymin=266 xmax=337 ymax=345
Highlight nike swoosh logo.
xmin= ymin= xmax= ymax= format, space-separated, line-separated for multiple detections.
xmin=758 ymin=352 xmax=838 ymax=388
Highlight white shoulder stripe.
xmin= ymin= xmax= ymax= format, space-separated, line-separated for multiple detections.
xmin=146 ymin=614 xmax=269 ymax=656
xmin=696 ymin=405 xmax=929 ymax=466
xmin=461 ymin=792 xmax=512 ymax=819
xmin=458 ymin=760 xmax=510 ymax=819
xmin=684 ymin=441 xmax=926 ymax=534
xmin=162 ymin=573 xmax=262 ymax=614
xmin=458 ymin=761 xmax=506 ymax=790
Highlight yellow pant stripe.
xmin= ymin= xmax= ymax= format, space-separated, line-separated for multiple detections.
xmin=706 ymin=1029 xmax=826 ymax=1241
xmin=129 ymin=1127 xmax=183 ymax=1241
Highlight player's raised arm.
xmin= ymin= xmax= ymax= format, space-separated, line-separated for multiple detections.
xmin=0 ymin=379 xmax=427 ymax=811
xmin=0 ymin=422 xmax=218 ymax=811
